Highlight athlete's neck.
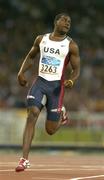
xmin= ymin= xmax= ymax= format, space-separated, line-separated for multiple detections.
xmin=50 ymin=32 xmax=67 ymax=41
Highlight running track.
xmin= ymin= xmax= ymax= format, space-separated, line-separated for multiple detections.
xmin=0 ymin=152 xmax=104 ymax=180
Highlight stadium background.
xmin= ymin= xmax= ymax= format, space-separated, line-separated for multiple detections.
xmin=0 ymin=0 xmax=104 ymax=149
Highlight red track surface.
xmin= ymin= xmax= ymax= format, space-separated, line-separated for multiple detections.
xmin=0 ymin=152 xmax=104 ymax=180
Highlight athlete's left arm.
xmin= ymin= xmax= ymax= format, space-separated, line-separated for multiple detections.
xmin=64 ymin=40 xmax=80 ymax=88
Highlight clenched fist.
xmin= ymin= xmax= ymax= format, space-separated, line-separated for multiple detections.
xmin=17 ymin=73 xmax=28 ymax=87
xmin=64 ymin=79 xmax=74 ymax=88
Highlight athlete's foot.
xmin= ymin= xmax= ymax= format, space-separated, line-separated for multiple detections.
xmin=15 ymin=157 xmax=30 ymax=172
xmin=61 ymin=106 xmax=69 ymax=125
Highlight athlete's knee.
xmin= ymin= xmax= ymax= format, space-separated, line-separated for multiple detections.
xmin=46 ymin=126 xmax=55 ymax=135
xmin=45 ymin=120 xmax=58 ymax=135
xmin=46 ymin=127 xmax=55 ymax=135
xmin=27 ymin=107 xmax=40 ymax=123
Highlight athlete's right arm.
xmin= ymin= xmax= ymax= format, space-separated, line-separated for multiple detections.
xmin=17 ymin=35 xmax=43 ymax=86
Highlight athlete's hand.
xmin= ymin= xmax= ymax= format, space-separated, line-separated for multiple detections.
xmin=17 ymin=72 xmax=28 ymax=87
xmin=64 ymin=79 xmax=74 ymax=88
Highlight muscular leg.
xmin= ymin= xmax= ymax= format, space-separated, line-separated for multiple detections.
xmin=45 ymin=106 xmax=68 ymax=135
xmin=23 ymin=106 xmax=40 ymax=159
xmin=45 ymin=113 xmax=62 ymax=135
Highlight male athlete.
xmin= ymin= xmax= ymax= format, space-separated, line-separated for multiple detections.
xmin=15 ymin=13 xmax=80 ymax=172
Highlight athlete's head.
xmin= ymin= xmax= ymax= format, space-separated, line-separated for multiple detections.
xmin=54 ymin=13 xmax=71 ymax=35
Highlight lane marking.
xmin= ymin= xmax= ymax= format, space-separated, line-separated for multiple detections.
xmin=0 ymin=168 xmax=72 ymax=172
xmin=0 ymin=162 xmax=104 ymax=170
xmin=32 ymin=178 xmax=65 ymax=180
xmin=0 ymin=169 xmax=14 ymax=172
xmin=0 ymin=165 xmax=104 ymax=172
xmin=70 ymin=174 xmax=104 ymax=180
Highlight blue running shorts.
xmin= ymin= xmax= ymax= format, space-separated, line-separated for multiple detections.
xmin=26 ymin=76 xmax=64 ymax=121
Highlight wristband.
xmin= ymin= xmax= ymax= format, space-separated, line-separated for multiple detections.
xmin=68 ymin=79 xmax=74 ymax=86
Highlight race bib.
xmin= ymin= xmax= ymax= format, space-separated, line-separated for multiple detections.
xmin=40 ymin=56 xmax=61 ymax=75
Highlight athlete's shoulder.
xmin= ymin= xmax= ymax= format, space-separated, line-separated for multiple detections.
xmin=69 ymin=39 xmax=79 ymax=54
xmin=33 ymin=34 xmax=44 ymax=47
xmin=36 ymin=33 xmax=50 ymax=43
xmin=70 ymin=39 xmax=79 ymax=48
xmin=35 ymin=34 xmax=44 ymax=42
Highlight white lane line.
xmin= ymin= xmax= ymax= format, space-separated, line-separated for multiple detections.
xmin=1 ymin=163 xmax=104 ymax=171
xmin=0 ymin=166 xmax=104 ymax=172
xmin=0 ymin=162 xmax=104 ymax=170
xmin=0 ymin=164 xmax=72 ymax=167
xmin=70 ymin=174 xmax=104 ymax=180
xmin=0 ymin=169 xmax=14 ymax=172
xmin=0 ymin=167 xmax=103 ymax=172
xmin=32 ymin=178 xmax=65 ymax=180
xmin=0 ymin=168 xmax=72 ymax=172
xmin=0 ymin=163 xmax=104 ymax=168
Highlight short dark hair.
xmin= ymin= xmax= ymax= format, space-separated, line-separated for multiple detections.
xmin=54 ymin=13 xmax=70 ymax=23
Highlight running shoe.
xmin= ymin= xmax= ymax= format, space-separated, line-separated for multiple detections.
xmin=15 ymin=157 xmax=30 ymax=172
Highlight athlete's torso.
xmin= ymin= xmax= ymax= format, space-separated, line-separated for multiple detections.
xmin=38 ymin=33 xmax=72 ymax=81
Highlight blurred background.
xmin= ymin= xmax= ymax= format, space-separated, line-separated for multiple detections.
xmin=0 ymin=0 xmax=104 ymax=149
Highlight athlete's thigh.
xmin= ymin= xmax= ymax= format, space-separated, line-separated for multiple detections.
xmin=46 ymin=81 xmax=64 ymax=122
xmin=27 ymin=78 xmax=46 ymax=110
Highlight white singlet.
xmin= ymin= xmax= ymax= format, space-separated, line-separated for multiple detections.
xmin=39 ymin=33 xmax=72 ymax=81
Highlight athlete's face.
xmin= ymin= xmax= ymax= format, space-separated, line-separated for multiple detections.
xmin=55 ymin=15 xmax=71 ymax=35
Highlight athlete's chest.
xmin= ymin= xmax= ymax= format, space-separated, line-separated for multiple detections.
xmin=40 ymin=39 xmax=69 ymax=58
